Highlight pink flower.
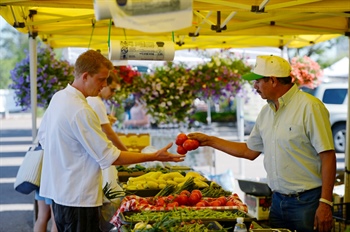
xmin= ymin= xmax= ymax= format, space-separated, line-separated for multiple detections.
xmin=290 ymin=56 xmax=323 ymax=89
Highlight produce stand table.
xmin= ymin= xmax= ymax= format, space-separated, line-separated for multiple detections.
xmin=110 ymin=195 xmax=250 ymax=231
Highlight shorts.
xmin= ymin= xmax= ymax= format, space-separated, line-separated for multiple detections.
xmin=35 ymin=189 xmax=53 ymax=205
xmin=52 ymin=201 xmax=101 ymax=232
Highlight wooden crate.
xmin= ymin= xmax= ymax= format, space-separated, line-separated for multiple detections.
xmin=117 ymin=133 xmax=151 ymax=152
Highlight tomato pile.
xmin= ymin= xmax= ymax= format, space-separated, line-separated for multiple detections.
xmin=175 ymin=133 xmax=199 ymax=155
xmin=140 ymin=190 xmax=243 ymax=209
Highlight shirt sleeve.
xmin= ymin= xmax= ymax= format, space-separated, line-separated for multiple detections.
xmin=71 ymin=107 xmax=120 ymax=170
xmin=305 ymin=100 xmax=335 ymax=153
xmin=246 ymin=108 xmax=265 ymax=152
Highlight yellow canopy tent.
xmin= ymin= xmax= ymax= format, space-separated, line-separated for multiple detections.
xmin=0 ymin=0 xmax=348 ymax=53
xmin=0 ymin=0 xmax=349 ymax=203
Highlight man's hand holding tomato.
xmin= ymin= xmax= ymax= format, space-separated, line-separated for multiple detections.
xmin=175 ymin=133 xmax=200 ymax=154
xmin=187 ymin=132 xmax=211 ymax=146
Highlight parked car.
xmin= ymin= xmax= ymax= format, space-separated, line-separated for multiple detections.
xmin=301 ymin=82 xmax=348 ymax=153
xmin=0 ymin=89 xmax=23 ymax=118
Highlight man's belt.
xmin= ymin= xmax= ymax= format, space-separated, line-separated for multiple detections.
xmin=275 ymin=186 xmax=321 ymax=198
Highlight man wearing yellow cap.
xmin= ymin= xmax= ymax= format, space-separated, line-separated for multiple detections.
xmin=189 ymin=55 xmax=336 ymax=232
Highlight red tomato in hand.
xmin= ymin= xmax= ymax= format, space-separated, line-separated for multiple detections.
xmin=191 ymin=139 xmax=200 ymax=149
xmin=174 ymin=194 xmax=189 ymax=206
xmin=177 ymin=145 xmax=187 ymax=154
xmin=175 ymin=133 xmax=188 ymax=146
xmin=183 ymin=139 xmax=200 ymax=151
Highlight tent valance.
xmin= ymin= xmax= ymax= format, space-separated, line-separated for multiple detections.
xmin=1 ymin=0 xmax=349 ymax=54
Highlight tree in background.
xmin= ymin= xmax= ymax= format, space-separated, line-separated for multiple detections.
xmin=0 ymin=25 xmax=28 ymax=88
xmin=287 ymin=36 xmax=349 ymax=69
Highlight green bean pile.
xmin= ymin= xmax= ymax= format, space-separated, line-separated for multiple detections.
xmin=124 ymin=208 xmax=245 ymax=222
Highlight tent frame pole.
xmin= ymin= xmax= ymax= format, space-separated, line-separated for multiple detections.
xmin=29 ymin=35 xmax=37 ymax=142
xmin=344 ymin=37 xmax=350 ymax=203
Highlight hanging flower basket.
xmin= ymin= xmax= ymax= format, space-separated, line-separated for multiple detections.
xmin=190 ymin=51 xmax=251 ymax=103
xmin=290 ymin=56 xmax=323 ymax=89
xmin=9 ymin=44 xmax=74 ymax=110
xmin=109 ymin=65 xmax=141 ymax=106
xmin=137 ymin=62 xmax=196 ymax=124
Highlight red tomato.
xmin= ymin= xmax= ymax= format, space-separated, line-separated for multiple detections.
xmin=209 ymin=200 xmax=222 ymax=206
xmin=156 ymin=198 xmax=166 ymax=207
xmin=177 ymin=145 xmax=187 ymax=155
xmin=175 ymin=133 xmax=188 ymax=146
xmin=188 ymin=192 xmax=201 ymax=206
xmin=166 ymin=195 xmax=175 ymax=203
xmin=217 ymin=196 xmax=227 ymax=206
xmin=191 ymin=139 xmax=200 ymax=149
xmin=191 ymin=190 xmax=202 ymax=199
xmin=167 ymin=202 xmax=179 ymax=208
xmin=174 ymin=194 xmax=189 ymax=206
xmin=195 ymin=201 xmax=206 ymax=207
xmin=225 ymin=200 xmax=237 ymax=206
xmin=200 ymin=200 xmax=210 ymax=206
xmin=183 ymin=139 xmax=200 ymax=151
xmin=180 ymin=190 xmax=191 ymax=197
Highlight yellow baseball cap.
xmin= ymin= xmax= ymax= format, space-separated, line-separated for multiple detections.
xmin=242 ymin=55 xmax=291 ymax=81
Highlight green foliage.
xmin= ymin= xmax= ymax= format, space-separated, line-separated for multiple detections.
xmin=0 ymin=25 xmax=28 ymax=88
xmin=191 ymin=111 xmax=237 ymax=123
xmin=287 ymin=36 xmax=349 ymax=69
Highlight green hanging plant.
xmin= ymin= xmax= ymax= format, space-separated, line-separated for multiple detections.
xmin=137 ymin=62 xmax=196 ymax=124
xmin=9 ymin=44 xmax=74 ymax=110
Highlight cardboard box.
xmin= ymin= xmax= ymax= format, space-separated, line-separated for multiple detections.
xmin=244 ymin=194 xmax=272 ymax=220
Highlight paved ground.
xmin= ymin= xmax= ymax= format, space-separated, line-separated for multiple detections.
xmin=0 ymin=113 xmax=40 ymax=232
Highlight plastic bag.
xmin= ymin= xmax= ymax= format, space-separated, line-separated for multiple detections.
xmin=99 ymin=198 xmax=123 ymax=232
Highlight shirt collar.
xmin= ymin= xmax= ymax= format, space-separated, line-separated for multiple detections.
xmin=66 ymin=84 xmax=86 ymax=100
xmin=267 ymin=84 xmax=299 ymax=110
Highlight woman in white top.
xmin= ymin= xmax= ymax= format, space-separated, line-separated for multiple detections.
xmin=87 ymin=71 xmax=128 ymax=231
